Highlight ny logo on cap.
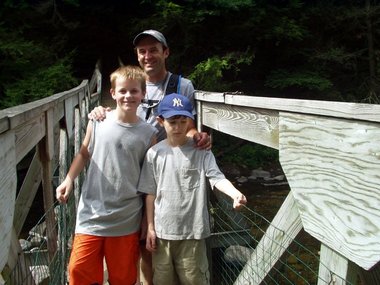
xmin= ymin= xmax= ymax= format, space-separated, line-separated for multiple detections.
xmin=172 ymin=98 xmax=183 ymax=107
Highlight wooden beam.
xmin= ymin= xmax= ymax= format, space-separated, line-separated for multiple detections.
xmin=279 ymin=112 xmax=380 ymax=270
xmin=234 ymin=193 xmax=303 ymax=285
xmin=13 ymin=152 xmax=42 ymax=236
xmin=318 ymin=244 xmax=359 ymax=285
xmin=195 ymin=91 xmax=380 ymax=123
xmin=200 ymin=102 xmax=279 ymax=149
xmin=0 ymin=131 xmax=17 ymax=272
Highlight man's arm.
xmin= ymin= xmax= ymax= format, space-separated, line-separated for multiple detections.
xmin=186 ymin=118 xmax=212 ymax=150
xmin=88 ymin=105 xmax=112 ymax=121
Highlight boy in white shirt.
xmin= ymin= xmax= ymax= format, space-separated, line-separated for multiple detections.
xmin=138 ymin=93 xmax=247 ymax=285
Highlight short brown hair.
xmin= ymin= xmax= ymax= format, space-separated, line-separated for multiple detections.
xmin=110 ymin=65 xmax=146 ymax=92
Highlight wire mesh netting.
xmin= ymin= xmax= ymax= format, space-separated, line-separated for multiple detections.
xmin=208 ymin=191 xmax=355 ymax=285
xmin=5 ymin=189 xmax=358 ymax=284
xmin=4 ymin=196 xmax=76 ymax=285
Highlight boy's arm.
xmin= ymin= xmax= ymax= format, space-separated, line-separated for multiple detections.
xmin=214 ymin=179 xmax=247 ymax=210
xmin=145 ymin=194 xmax=157 ymax=252
xmin=55 ymin=121 xmax=93 ymax=203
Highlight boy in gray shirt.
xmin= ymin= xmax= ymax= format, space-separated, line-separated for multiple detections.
xmin=138 ymin=93 xmax=247 ymax=285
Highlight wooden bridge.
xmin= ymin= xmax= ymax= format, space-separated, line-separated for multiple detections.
xmin=0 ymin=63 xmax=380 ymax=284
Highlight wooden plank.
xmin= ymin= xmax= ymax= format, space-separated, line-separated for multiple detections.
xmin=45 ymin=109 xmax=54 ymax=161
xmin=2 ymin=228 xmax=35 ymax=285
xmin=194 ymin=91 xmax=225 ymax=103
xmin=200 ymin=102 xmax=279 ymax=149
xmin=0 ymin=131 xmax=17 ymax=271
xmin=0 ymin=82 xmax=88 ymax=134
xmin=64 ymin=96 xmax=75 ymax=140
xmin=14 ymin=113 xmax=46 ymax=164
xmin=279 ymin=112 xmax=380 ymax=270
xmin=318 ymin=244 xmax=358 ymax=285
xmin=234 ymin=193 xmax=303 ymax=285
xmin=13 ymin=152 xmax=42 ymax=236
xmin=38 ymin=141 xmax=58 ymax=259
xmin=222 ymin=93 xmax=380 ymax=123
xmin=0 ymin=117 xmax=9 ymax=134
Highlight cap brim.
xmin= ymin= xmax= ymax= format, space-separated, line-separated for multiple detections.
xmin=161 ymin=111 xmax=194 ymax=120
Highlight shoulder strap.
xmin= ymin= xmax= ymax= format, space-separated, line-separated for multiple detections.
xmin=165 ymin=73 xmax=181 ymax=95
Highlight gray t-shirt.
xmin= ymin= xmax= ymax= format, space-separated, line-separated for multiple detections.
xmin=138 ymin=138 xmax=226 ymax=240
xmin=76 ymin=112 xmax=157 ymax=236
xmin=137 ymin=72 xmax=196 ymax=142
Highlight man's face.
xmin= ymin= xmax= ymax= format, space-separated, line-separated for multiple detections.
xmin=135 ymin=36 xmax=169 ymax=78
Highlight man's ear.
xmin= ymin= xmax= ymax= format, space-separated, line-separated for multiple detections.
xmin=156 ymin=116 xmax=164 ymax=126
xmin=163 ymin=47 xmax=169 ymax=59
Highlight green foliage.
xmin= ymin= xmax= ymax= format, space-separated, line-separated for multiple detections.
xmin=212 ymin=130 xmax=278 ymax=170
xmin=1 ymin=57 xmax=78 ymax=108
xmin=189 ymin=51 xmax=254 ymax=91
xmin=265 ymin=69 xmax=333 ymax=91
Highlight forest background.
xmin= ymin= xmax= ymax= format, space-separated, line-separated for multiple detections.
xmin=1 ymin=0 xmax=379 ymax=168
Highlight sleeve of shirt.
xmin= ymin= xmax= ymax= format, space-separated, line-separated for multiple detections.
xmin=204 ymin=150 xmax=226 ymax=189
xmin=137 ymin=150 xmax=157 ymax=195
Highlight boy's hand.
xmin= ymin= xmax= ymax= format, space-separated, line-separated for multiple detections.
xmin=56 ymin=179 xmax=73 ymax=204
xmin=233 ymin=194 xmax=247 ymax=210
xmin=193 ymin=131 xmax=211 ymax=150
xmin=146 ymin=227 xmax=157 ymax=252
xmin=88 ymin=105 xmax=110 ymax=121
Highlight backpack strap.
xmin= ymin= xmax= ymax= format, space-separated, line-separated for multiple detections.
xmin=144 ymin=73 xmax=181 ymax=121
xmin=165 ymin=73 xmax=181 ymax=95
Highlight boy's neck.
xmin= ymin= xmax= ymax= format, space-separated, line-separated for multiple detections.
xmin=166 ymin=135 xmax=188 ymax=147
xmin=115 ymin=109 xmax=139 ymax=124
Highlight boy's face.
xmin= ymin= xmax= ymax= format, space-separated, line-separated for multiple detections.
xmin=111 ymin=77 xmax=145 ymax=112
xmin=135 ymin=37 xmax=169 ymax=77
xmin=158 ymin=116 xmax=190 ymax=139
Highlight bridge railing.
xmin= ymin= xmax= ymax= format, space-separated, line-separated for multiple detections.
xmin=0 ymin=62 xmax=101 ymax=284
xmin=195 ymin=91 xmax=380 ymax=284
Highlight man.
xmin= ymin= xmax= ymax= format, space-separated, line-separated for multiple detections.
xmin=92 ymin=29 xmax=209 ymax=147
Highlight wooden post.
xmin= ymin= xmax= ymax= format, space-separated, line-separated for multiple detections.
xmin=234 ymin=193 xmax=303 ymax=285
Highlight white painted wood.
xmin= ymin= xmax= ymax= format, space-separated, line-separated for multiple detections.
xmin=0 ymin=132 xmax=17 ymax=272
xmin=318 ymin=244 xmax=357 ymax=285
xmin=279 ymin=112 xmax=380 ymax=270
xmin=234 ymin=193 xmax=303 ymax=285
xmin=196 ymin=92 xmax=380 ymax=123
xmin=200 ymin=102 xmax=279 ymax=149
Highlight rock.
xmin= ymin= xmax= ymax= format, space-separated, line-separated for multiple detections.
xmin=19 ymin=239 xmax=32 ymax=251
xmin=237 ymin=176 xmax=248 ymax=183
xmin=224 ymin=245 xmax=253 ymax=264
xmin=250 ymin=169 xmax=271 ymax=179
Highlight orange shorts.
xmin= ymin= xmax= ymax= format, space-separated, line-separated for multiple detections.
xmin=68 ymin=232 xmax=139 ymax=285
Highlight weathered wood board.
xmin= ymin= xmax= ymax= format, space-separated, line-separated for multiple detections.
xmin=0 ymin=132 xmax=17 ymax=271
xmin=279 ymin=112 xmax=380 ymax=270
xmin=200 ymin=102 xmax=279 ymax=149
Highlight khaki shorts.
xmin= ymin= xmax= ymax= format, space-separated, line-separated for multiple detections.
xmin=152 ymin=239 xmax=210 ymax=285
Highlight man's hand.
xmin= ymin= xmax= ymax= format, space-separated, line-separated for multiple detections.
xmin=88 ymin=105 xmax=111 ymax=121
xmin=193 ymin=131 xmax=211 ymax=150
